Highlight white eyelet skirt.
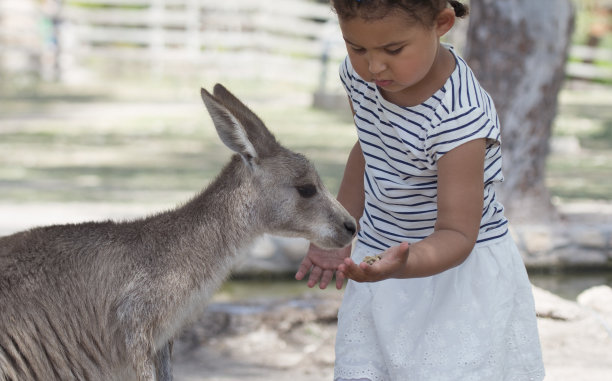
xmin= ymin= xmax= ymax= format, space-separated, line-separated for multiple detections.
xmin=334 ymin=233 xmax=545 ymax=381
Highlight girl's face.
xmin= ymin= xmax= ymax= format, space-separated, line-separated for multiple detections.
xmin=339 ymin=10 xmax=454 ymax=103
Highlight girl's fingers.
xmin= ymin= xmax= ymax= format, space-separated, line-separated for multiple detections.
xmin=307 ymin=266 xmax=323 ymax=288
xmin=319 ymin=269 xmax=334 ymax=289
xmin=295 ymin=256 xmax=313 ymax=280
xmin=335 ymin=270 xmax=345 ymax=290
xmin=341 ymin=243 xmax=410 ymax=282
xmin=343 ymin=258 xmax=380 ymax=282
xmin=397 ymin=242 xmax=410 ymax=259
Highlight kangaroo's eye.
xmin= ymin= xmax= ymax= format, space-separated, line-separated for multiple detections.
xmin=296 ymin=184 xmax=317 ymax=198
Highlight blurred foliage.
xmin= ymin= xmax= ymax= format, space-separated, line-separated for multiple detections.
xmin=572 ymin=0 xmax=612 ymax=48
xmin=547 ymin=84 xmax=612 ymax=201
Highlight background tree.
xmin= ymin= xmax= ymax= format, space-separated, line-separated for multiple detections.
xmin=465 ymin=0 xmax=575 ymax=222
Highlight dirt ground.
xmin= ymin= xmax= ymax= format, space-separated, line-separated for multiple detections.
xmin=169 ymin=288 xmax=612 ymax=381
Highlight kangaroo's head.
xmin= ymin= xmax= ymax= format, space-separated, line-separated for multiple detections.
xmin=200 ymin=84 xmax=356 ymax=249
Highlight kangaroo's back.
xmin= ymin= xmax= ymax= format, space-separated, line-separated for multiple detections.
xmin=0 ymin=223 xmax=135 ymax=380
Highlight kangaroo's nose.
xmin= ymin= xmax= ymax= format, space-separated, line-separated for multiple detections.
xmin=344 ymin=221 xmax=357 ymax=236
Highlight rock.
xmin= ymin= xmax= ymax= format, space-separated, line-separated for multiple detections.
xmin=537 ymin=284 xmax=612 ymax=381
xmin=532 ymin=286 xmax=587 ymax=321
xmin=571 ymin=228 xmax=608 ymax=250
xmin=556 ymin=247 xmax=609 ymax=266
xmin=176 ymin=295 xmax=342 ymax=350
xmin=173 ymin=294 xmax=340 ymax=381
xmin=577 ymin=285 xmax=612 ymax=319
xmin=510 ymin=223 xmax=612 ymax=270
xmin=519 ymin=225 xmax=569 ymax=254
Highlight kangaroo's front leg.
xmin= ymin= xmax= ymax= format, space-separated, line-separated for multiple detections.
xmin=136 ymin=358 xmax=156 ymax=381
xmin=154 ymin=341 xmax=174 ymax=381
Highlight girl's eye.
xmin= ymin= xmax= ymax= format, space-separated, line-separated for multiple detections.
xmin=350 ymin=46 xmax=366 ymax=55
xmin=386 ymin=46 xmax=404 ymax=55
xmin=296 ymin=184 xmax=317 ymax=198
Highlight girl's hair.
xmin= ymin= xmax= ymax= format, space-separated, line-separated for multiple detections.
xmin=330 ymin=0 xmax=469 ymax=25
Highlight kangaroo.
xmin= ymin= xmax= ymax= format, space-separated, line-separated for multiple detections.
xmin=0 ymin=84 xmax=356 ymax=381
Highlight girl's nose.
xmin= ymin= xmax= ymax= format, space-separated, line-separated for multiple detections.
xmin=368 ymin=53 xmax=386 ymax=75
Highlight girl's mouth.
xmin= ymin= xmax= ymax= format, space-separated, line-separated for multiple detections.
xmin=375 ymin=79 xmax=393 ymax=88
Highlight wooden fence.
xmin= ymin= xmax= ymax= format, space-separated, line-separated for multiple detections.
xmin=0 ymin=0 xmax=347 ymax=89
xmin=1 ymin=0 xmax=610 ymax=88
xmin=566 ymin=45 xmax=612 ymax=83
xmin=37 ymin=0 xmax=345 ymax=88
xmin=0 ymin=0 xmax=47 ymax=82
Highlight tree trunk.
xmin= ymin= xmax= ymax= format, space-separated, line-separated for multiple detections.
xmin=464 ymin=0 xmax=575 ymax=223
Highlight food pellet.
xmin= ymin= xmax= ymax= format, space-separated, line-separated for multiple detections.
xmin=362 ymin=254 xmax=382 ymax=265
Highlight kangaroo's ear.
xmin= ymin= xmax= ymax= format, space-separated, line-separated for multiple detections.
xmin=200 ymin=87 xmax=258 ymax=167
xmin=212 ymin=84 xmax=266 ymax=129
xmin=211 ymin=84 xmax=279 ymax=156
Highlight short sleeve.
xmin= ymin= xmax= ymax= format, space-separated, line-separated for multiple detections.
xmin=424 ymin=106 xmax=501 ymax=163
xmin=339 ymin=56 xmax=355 ymax=99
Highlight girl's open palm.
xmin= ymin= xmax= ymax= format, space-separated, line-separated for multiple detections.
xmin=339 ymin=242 xmax=410 ymax=282
xmin=295 ymin=243 xmax=352 ymax=289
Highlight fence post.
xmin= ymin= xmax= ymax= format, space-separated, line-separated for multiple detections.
xmin=41 ymin=0 xmax=63 ymax=81
xmin=312 ymin=20 xmax=347 ymax=112
xmin=149 ymin=0 xmax=165 ymax=76
xmin=186 ymin=0 xmax=201 ymax=61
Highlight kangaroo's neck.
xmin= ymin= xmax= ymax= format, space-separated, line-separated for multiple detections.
xmin=187 ymin=156 xmax=262 ymax=252
xmin=146 ymin=155 xmax=263 ymax=262
xmin=112 ymin=155 xmax=264 ymax=349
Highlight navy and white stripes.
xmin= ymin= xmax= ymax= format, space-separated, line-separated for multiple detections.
xmin=340 ymin=45 xmax=508 ymax=252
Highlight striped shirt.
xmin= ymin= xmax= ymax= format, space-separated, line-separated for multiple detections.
xmin=339 ymin=46 xmax=508 ymax=252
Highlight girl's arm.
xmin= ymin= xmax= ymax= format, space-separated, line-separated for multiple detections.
xmin=337 ymin=141 xmax=366 ymax=228
xmin=337 ymin=100 xmax=366 ymax=228
xmin=295 ymin=140 xmax=365 ymax=289
xmin=338 ymin=138 xmax=486 ymax=281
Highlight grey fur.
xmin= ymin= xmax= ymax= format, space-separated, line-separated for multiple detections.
xmin=0 ymin=84 xmax=356 ymax=381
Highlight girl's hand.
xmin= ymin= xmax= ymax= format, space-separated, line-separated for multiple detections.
xmin=295 ymin=243 xmax=352 ymax=289
xmin=338 ymin=242 xmax=410 ymax=282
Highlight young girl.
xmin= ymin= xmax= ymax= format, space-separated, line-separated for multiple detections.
xmin=295 ymin=1 xmax=545 ymax=380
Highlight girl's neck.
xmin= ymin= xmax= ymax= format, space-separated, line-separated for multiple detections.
xmin=380 ymin=44 xmax=455 ymax=108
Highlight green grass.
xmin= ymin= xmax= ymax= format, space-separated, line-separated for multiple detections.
xmin=0 ymin=80 xmax=356 ymax=205
xmin=546 ymin=84 xmax=612 ymax=201
xmin=0 ymin=78 xmax=610 ymax=206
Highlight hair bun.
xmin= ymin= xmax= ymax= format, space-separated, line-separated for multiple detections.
xmin=448 ymin=0 xmax=469 ymax=18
